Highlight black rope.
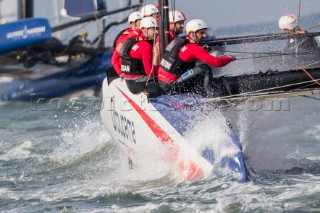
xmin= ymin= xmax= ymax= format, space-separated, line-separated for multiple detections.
xmin=227 ymin=50 xmax=320 ymax=60
xmin=302 ymin=94 xmax=320 ymax=101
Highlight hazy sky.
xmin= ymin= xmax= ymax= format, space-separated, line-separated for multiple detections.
xmin=1 ymin=0 xmax=319 ymax=44
xmin=103 ymin=0 xmax=320 ymax=43
xmin=168 ymin=0 xmax=320 ymax=30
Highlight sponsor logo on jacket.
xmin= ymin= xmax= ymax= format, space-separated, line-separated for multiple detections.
xmin=160 ymin=59 xmax=172 ymax=70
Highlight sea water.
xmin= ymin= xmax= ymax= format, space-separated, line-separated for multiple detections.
xmin=1 ymin=88 xmax=320 ymax=212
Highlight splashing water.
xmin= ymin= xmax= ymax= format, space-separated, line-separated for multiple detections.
xmin=0 ymin=141 xmax=33 ymax=161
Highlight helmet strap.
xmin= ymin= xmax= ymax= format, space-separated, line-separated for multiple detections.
xmin=189 ymin=32 xmax=197 ymax=42
xmin=191 ymin=32 xmax=202 ymax=44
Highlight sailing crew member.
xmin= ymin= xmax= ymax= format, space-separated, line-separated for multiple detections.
xmin=120 ymin=17 xmax=158 ymax=94
xmin=153 ymin=10 xmax=187 ymax=65
xmin=279 ymin=14 xmax=318 ymax=53
xmin=140 ymin=4 xmax=159 ymax=20
xmin=69 ymin=30 xmax=92 ymax=48
xmin=158 ymin=19 xmax=236 ymax=94
xmin=0 ymin=19 xmax=7 ymax=24
xmin=112 ymin=11 xmax=142 ymax=77
xmin=67 ymin=30 xmax=92 ymax=61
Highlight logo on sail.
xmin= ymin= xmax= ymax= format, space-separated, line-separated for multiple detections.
xmin=6 ymin=25 xmax=47 ymax=40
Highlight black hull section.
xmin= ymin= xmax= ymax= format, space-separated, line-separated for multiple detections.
xmin=208 ymin=68 xmax=320 ymax=98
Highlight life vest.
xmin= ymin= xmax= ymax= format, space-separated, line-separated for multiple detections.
xmin=119 ymin=37 xmax=145 ymax=75
xmin=160 ymin=37 xmax=196 ymax=75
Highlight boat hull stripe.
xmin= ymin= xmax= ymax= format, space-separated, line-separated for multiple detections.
xmin=118 ymin=88 xmax=174 ymax=143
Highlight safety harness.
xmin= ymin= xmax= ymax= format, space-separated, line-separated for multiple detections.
xmin=160 ymin=37 xmax=196 ymax=75
xmin=119 ymin=37 xmax=147 ymax=75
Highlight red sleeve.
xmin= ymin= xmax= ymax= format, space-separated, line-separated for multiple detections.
xmin=111 ymin=50 xmax=122 ymax=76
xmin=140 ymin=41 xmax=154 ymax=76
xmin=180 ymin=44 xmax=232 ymax=67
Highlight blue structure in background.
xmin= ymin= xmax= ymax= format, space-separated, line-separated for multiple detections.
xmin=0 ymin=52 xmax=112 ymax=102
xmin=0 ymin=18 xmax=51 ymax=54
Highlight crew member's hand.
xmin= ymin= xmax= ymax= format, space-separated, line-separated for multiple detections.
xmin=296 ymin=30 xmax=306 ymax=34
xmin=202 ymin=44 xmax=212 ymax=51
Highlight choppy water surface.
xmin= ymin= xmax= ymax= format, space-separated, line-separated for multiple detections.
xmin=1 ymin=92 xmax=320 ymax=212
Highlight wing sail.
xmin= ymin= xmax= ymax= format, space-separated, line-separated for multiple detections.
xmin=0 ymin=18 xmax=51 ymax=54
xmin=61 ymin=0 xmax=106 ymax=19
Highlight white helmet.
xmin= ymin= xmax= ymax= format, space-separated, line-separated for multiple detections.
xmin=186 ymin=19 xmax=208 ymax=34
xmin=169 ymin=10 xmax=187 ymax=23
xmin=140 ymin=4 xmax=159 ymax=17
xmin=128 ymin=11 xmax=142 ymax=24
xmin=279 ymin=14 xmax=298 ymax=30
xmin=140 ymin=17 xmax=158 ymax=29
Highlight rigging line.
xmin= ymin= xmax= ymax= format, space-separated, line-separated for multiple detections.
xmin=228 ymin=31 xmax=311 ymax=53
xmin=294 ymin=66 xmax=320 ymax=86
xmin=146 ymin=30 xmax=157 ymax=85
xmin=170 ymin=0 xmax=175 ymax=35
xmin=295 ymin=82 xmax=320 ymax=90
xmin=207 ymin=31 xmax=299 ymax=45
xmin=63 ymin=23 xmax=90 ymax=42
xmin=236 ymin=52 xmax=320 ymax=60
xmin=232 ymin=40 xmax=270 ymax=53
xmin=302 ymin=94 xmax=320 ymax=101
xmin=95 ymin=11 xmax=103 ymax=43
xmin=297 ymin=0 xmax=301 ymax=25
xmin=306 ymin=24 xmax=320 ymax=31
xmin=210 ymin=89 xmax=320 ymax=104
xmin=224 ymin=50 xmax=320 ymax=55
xmin=172 ymin=0 xmax=176 ymax=20
xmin=299 ymin=60 xmax=320 ymax=68
xmin=205 ymin=78 xmax=320 ymax=102
xmin=224 ymin=51 xmax=281 ymax=56
xmin=208 ymin=88 xmax=320 ymax=103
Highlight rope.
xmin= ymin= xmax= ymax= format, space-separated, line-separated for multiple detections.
xmin=205 ymin=77 xmax=320 ymax=103
xmin=305 ymin=24 xmax=320 ymax=31
xmin=300 ymin=60 xmax=320 ymax=68
xmin=294 ymin=66 xmax=320 ymax=86
xmin=225 ymin=50 xmax=320 ymax=55
xmin=232 ymin=40 xmax=271 ymax=53
xmin=204 ymin=57 xmax=320 ymax=102
xmin=146 ymin=29 xmax=157 ymax=85
xmin=218 ymin=29 xmax=317 ymax=55
xmin=302 ymin=94 xmax=320 ymax=101
xmin=226 ymin=50 xmax=320 ymax=60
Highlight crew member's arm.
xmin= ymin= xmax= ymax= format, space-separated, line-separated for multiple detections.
xmin=140 ymin=41 xmax=155 ymax=77
xmin=182 ymin=44 xmax=233 ymax=67
xmin=153 ymin=41 xmax=160 ymax=66
xmin=111 ymin=50 xmax=122 ymax=76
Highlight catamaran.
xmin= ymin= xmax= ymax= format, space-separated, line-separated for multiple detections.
xmin=100 ymin=0 xmax=320 ymax=181
xmin=100 ymin=0 xmax=249 ymax=182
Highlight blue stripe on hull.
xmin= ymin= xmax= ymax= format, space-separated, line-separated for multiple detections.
xmin=151 ymin=94 xmax=247 ymax=182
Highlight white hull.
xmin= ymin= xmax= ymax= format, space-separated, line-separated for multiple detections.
xmin=100 ymin=78 xmax=247 ymax=182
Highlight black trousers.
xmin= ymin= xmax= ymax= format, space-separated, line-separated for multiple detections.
xmin=159 ymin=64 xmax=211 ymax=95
